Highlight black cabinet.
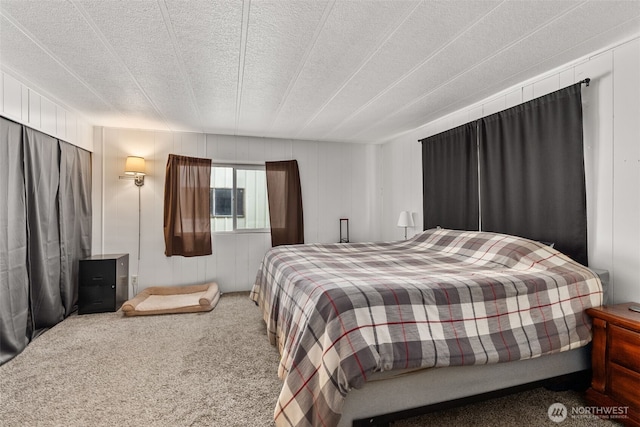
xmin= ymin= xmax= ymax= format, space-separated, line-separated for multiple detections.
xmin=78 ymin=254 xmax=129 ymax=314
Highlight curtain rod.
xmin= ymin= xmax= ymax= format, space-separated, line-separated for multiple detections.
xmin=417 ymin=77 xmax=592 ymax=143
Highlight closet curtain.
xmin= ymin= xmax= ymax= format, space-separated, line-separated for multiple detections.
xmin=23 ymin=128 xmax=64 ymax=332
xmin=265 ymin=160 xmax=304 ymax=247
xmin=0 ymin=118 xmax=29 ymax=364
xmin=421 ymin=122 xmax=479 ymax=231
xmin=480 ymin=83 xmax=587 ymax=265
xmin=58 ymin=142 xmax=93 ymax=316
xmin=163 ymin=154 xmax=212 ymax=257
xmin=0 ymin=117 xmax=92 ymax=364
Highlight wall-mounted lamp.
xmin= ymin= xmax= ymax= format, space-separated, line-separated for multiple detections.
xmin=118 ymin=155 xmax=146 ymax=296
xmin=397 ymin=211 xmax=414 ymax=240
xmin=120 ymin=156 xmax=146 ymax=186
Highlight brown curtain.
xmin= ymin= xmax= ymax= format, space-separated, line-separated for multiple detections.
xmin=163 ymin=154 xmax=212 ymax=257
xmin=265 ymin=160 xmax=304 ymax=247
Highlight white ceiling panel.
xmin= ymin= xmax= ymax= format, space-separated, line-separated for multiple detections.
xmin=0 ymin=13 xmax=119 ymax=117
xmin=75 ymin=1 xmax=201 ymax=130
xmin=298 ymin=1 xmax=500 ymax=139
xmin=267 ymin=0 xmax=419 ymax=136
xmin=319 ymin=0 xmax=587 ymax=141
xmin=238 ymin=0 xmax=330 ymax=134
xmin=164 ymin=1 xmax=244 ymax=133
xmin=351 ymin=0 xmax=640 ymax=143
xmin=0 ymin=0 xmax=638 ymax=143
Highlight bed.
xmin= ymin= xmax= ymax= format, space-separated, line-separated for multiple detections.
xmin=249 ymin=228 xmax=604 ymax=427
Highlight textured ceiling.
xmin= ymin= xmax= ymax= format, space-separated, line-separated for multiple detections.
xmin=1 ymin=1 xmax=639 ymax=143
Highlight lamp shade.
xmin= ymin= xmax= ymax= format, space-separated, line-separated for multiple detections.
xmin=124 ymin=156 xmax=145 ymax=175
xmin=397 ymin=211 xmax=414 ymax=227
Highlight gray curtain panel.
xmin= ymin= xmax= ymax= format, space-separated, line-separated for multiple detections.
xmin=480 ymin=83 xmax=587 ymax=266
xmin=421 ymin=122 xmax=480 ymax=231
xmin=1 ymin=121 xmax=92 ymax=365
xmin=0 ymin=118 xmax=29 ymax=365
xmin=420 ymin=83 xmax=587 ymax=265
xmin=23 ymin=127 xmax=64 ymax=333
xmin=58 ymin=141 xmax=92 ymax=316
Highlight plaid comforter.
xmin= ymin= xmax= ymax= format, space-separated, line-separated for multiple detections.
xmin=250 ymin=229 xmax=603 ymax=427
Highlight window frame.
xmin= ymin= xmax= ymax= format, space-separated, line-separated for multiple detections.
xmin=210 ymin=162 xmax=270 ymax=234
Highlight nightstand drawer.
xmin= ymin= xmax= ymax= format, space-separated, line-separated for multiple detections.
xmin=609 ymin=362 xmax=640 ymax=409
xmin=610 ymin=324 xmax=640 ymax=372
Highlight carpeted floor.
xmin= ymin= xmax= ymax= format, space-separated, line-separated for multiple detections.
xmin=0 ymin=292 xmax=621 ymax=427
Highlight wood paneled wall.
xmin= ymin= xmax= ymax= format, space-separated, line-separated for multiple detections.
xmin=0 ymin=70 xmax=93 ymax=151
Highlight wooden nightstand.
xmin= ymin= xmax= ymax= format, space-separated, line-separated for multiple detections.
xmin=586 ymin=303 xmax=640 ymax=427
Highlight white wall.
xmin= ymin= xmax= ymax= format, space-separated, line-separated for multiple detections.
xmin=381 ymin=37 xmax=640 ymax=304
xmin=93 ymin=128 xmax=382 ymax=295
xmin=0 ymin=70 xmax=93 ymax=151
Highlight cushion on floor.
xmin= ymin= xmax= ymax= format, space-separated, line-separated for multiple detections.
xmin=121 ymin=282 xmax=220 ymax=316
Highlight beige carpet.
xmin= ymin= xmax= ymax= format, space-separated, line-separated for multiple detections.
xmin=0 ymin=292 xmax=621 ymax=427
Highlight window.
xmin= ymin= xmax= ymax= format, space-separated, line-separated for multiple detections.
xmin=210 ymin=165 xmax=270 ymax=232
xmin=211 ymin=188 xmax=244 ymax=217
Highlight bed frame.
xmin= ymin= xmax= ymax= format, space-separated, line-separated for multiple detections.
xmin=339 ymin=346 xmax=590 ymax=426
xmin=338 ymin=268 xmax=609 ymax=427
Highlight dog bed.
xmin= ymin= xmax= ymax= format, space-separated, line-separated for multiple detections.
xmin=121 ymin=282 xmax=220 ymax=317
